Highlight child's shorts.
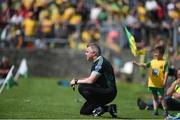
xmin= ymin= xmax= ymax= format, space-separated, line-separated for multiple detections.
xmin=148 ymin=87 xmax=164 ymax=96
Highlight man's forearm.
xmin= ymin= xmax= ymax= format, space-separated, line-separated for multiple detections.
xmin=77 ymin=78 xmax=93 ymax=84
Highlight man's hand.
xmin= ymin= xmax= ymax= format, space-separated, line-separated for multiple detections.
xmin=70 ymin=78 xmax=76 ymax=91
xmin=172 ymin=92 xmax=180 ymax=99
xmin=132 ymin=60 xmax=146 ymax=67
xmin=70 ymin=78 xmax=76 ymax=86
xmin=132 ymin=60 xmax=139 ymax=65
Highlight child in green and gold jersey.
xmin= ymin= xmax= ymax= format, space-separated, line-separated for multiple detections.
xmin=133 ymin=45 xmax=169 ymax=117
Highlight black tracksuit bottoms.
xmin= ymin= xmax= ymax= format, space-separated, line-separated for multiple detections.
xmin=78 ymin=83 xmax=117 ymax=115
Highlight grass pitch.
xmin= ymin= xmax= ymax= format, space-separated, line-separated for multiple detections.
xmin=0 ymin=77 xmax=179 ymax=119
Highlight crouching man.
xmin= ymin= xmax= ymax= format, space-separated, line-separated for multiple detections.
xmin=70 ymin=43 xmax=117 ymax=118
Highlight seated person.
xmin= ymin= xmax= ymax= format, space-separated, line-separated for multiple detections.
xmin=0 ymin=56 xmax=11 ymax=85
xmin=137 ymin=68 xmax=180 ymax=111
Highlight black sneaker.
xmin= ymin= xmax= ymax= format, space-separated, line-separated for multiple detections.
xmin=92 ymin=106 xmax=104 ymax=117
xmin=137 ymin=98 xmax=147 ymax=110
xmin=109 ymin=104 xmax=117 ymax=118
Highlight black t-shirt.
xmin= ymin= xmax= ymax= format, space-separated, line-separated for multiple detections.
xmin=91 ymin=56 xmax=116 ymax=90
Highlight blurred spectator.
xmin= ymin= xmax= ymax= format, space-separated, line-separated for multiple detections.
xmin=10 ymin=11 xmax=23 ymax=25
xmin=40 ymin=15 xmax=54 ymax=38
xmin=0 ymin=56 xmax=11 ymax=85
xmin=76 ymin=0 xmax=89 ymax=25
xmin=0 ymin=2 xmax=11 ymax=26
xmin=22 ymin=12 xmax=37 ymax=38
xmin=136 ymin=1 xmax=146 ymax=25
xmin=145 ymin=0 xmax=158 ymax=22
xmin=49 ymin=3 xmax=62 ymax=38
xmin=22 ymin=12 xmax=37 ymax=48
xmin=90 ymin=3 xmax=101 ymax=22
xmin=98 ymin=6 xmax=108 ymax=24
xmin=79 ymin=25 xmax=100 ymax=50
xmin=105 ymin=30 xmax=121 ymax=76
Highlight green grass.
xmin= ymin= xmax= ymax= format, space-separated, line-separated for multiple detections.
xmin=0 ymin=77 xmax=179 ymax=119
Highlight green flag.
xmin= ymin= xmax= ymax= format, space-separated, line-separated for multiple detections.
xmin=124 ymin=26 xmax=137 ymax=56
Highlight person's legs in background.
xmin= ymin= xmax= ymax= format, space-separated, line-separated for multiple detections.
xmin=165 ymin=96 xmax=180 ymax=111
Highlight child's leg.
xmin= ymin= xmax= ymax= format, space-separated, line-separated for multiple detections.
xmin=159 ymin=95 xmax=168 ymax=117
xmin=159 ymin=95 xmax=167 ymax=110
xmin=152 ymin=94 xmax=159 ymax=114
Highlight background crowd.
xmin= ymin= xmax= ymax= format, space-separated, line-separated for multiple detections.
xmin=0 ymin=0 xmax=180 ymax=71
xmin=0 ymin=0 xmax=179 ymax=50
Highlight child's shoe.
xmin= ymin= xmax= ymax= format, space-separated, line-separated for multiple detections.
xmin=152 ymin=110 xmax=158 ymax=116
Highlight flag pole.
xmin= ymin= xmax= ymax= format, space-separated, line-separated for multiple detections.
xmin=14 ymin=72 xmax=20 ymax=82
xmin=0 ymin=65 xmax=14 ymax=94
